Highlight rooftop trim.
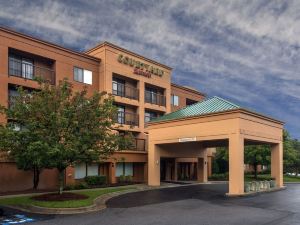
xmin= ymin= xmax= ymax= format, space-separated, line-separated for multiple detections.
xmin=171 ymin=83 xmax=206 ymax=97
xmin=85 ymin=41 xmax=172 ymax=70
xmin=0 ymin=26 xmax=101 ymax=63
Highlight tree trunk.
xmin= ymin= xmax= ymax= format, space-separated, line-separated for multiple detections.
xmin=254 ymin=163 xmax=258 ymax=180
xmin=33 ymin=167 xmax=40 ymax=190
xmin=58 ymin=169 xmax=65 ymax=195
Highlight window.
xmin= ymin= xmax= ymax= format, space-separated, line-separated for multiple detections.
xmin=9 ymin=55 xmax=34 ymax=79
xmin=74 ymin=163 xmax=86 ymax=179
xmin=116 ymin=162 xmax=133 ymax=177
xmin=74 ymin=163 xmax=99 ymax=179
xmin=74 ymin=67 xmax=92 ymax=84
xmin=87 ymin=163 xmax=99 ymax=176
xmin=145 ymin=87 xmax=158 ymax=104
xmin=112 ymin=78 xmax=125 ymax=97
xmin=186 ymin=98 xmax=198 ymax=106
xmin=8 ymin=88 xmax=19 ymax=108
xmin=171 ymin=95 xmax=179 ymax=106
xmin=7 ymin=121 xmax=25 ymax=131
xmin=117 ymin=105 xmax=125 ymax=124
xmin=145 ymin=111 xmax=158 ymax=123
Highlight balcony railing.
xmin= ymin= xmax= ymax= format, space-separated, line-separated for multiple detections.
xmin=112 ymin=81 xmax=139 ymax=100
xmin=144 ymin=115 xmax=157 ymax=123
xmin=115 ymin=111 xmax=139 ymax=127
xmin=131 ymin=138 xmax=146 ymax=151
xmin=119 ymin=138 xmax=146 ymax=152
xmin=145 ymin=91 xmax=166 ymax=106
xmin=9 ymin=58 xmax=55 ymax=85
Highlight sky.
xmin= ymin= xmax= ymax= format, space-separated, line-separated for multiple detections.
xmin=0 ymin=0 xmax=299 ymax=139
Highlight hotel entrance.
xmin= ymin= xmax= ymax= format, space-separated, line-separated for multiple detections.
xmin=178 ymin=162 xmax=197 ymax=181
xmin=160 ymin=158 xmax=198 ymax=182
xmin=160 ymin=158 xmax=175 ymax=181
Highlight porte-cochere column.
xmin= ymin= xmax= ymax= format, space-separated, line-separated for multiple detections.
xmin=148 ymin=141 xmax=161 ymax=186
xmin=271 ymin=142 xmax=283 ymax=187
xmin=228 ymin=134 xmax=244 ymax=196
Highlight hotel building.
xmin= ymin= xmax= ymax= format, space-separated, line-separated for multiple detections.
xmin=0 ymin=27 xmax=213 ymax=192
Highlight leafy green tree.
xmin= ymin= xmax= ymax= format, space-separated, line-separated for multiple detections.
xmin=212 ymin=147 xmax=228 ymax=174
xmin=0 ymin=87 xmax=52 ymax=189
xmin=0 ymin=79 xmax=128 ymax=193
xmin=244 ymin=145 xmax=271 ymax=179
xmin=283 ymin=130 xmax=300 ymax=174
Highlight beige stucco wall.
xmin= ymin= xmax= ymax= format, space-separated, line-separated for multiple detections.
xmin=147 ymin=110 xmax=283 ymax=195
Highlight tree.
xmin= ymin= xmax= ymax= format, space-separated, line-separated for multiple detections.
xmin=244 ymin=145 xmax=270 ymax=179
xmin=0 ymin=87 xmax=52 ymax=189
xmin=0 ymin=79 xmax=127 ymax=193
xmin=212 ymin=147 xmax=228 ymax=174
xmin=283 ymin=130 xmax=300 ymax=175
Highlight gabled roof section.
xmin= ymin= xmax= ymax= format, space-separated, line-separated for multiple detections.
xmin=151 ymin=96 xmax=241 ymax=122
xmin=85 ymin=41 xmax=172 ymax=70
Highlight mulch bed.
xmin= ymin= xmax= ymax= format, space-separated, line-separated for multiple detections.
xmin=31 ymin=192 xmax=88 ymax=201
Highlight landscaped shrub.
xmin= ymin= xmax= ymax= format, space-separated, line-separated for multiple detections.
xmin=85 ymin=176 xmax=107 ymax=186
xmin=75 ymin=182 xmax=89 ymax=189
xmin=119 ymin=175 xmax=133 ymax=183
xmin=208 ymin=173 xmax=229 ymax=181
xmin=119 ymin=175 xmax=126 ymax=183
xmin=125 ymin=175 xmax=133 ymax=182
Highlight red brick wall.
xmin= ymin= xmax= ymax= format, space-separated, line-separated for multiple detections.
xmin=0 ymin=162 xmax=59 ymax=193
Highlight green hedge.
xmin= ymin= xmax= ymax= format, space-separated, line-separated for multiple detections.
xmin=119 ymin=175 xmax=133 ymax=183
xmin=208 ymin=173 xmax=229 ymax=181
xmin=85 ymin=175 xmax=107 ymax=186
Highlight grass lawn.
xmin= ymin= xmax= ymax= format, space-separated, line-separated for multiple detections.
xmin=0 ymin=186 xmax=136 ymax=208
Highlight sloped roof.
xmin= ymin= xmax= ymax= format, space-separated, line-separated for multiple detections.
xmin=151 ymin=96 xmax=241 ymax=122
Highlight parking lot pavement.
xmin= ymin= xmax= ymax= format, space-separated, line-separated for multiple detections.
xmin=2 ymin=183 xmax=300 ymax=225
xmin=0 ymin=206 xmax=53 ymax=225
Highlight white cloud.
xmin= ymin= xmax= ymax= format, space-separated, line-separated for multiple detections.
xmin=0 ymin=0 xmax=299 ymax=137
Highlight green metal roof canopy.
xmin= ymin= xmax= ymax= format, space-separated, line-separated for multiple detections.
xmin=151 ymin=96 xmax=241 ymax=123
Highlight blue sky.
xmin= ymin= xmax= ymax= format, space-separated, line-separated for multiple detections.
xmin=0 ymin=0 xmax=299 ymax=139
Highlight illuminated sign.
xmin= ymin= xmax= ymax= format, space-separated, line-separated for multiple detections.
xmin=117 ymin=54 xmax=164 ymax=78
xmin=178 ymin=137 xmax=197 ymax=142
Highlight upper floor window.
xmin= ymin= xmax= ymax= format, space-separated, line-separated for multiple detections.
xmin=112 ymin=78 xmax=125 ymax=97
xmin=171 ymin=95 xmax=179 ymax=106
xmin=145 ymin=111 xmax=158 ymax=123
xmin=74 ymin=67 xmax=92 ymax=85
xmin=9 ymin=54 xmax=34 ymax=79
xmin=186 ymin=98 xmax=198 ymax=106
xmin=116 ymin=105 xmax=125 ymax=124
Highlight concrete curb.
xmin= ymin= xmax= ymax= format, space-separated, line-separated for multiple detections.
xmin=2 ymin=184 xmax=184 ymax=215
xmin=5 ymin=189 xmax=138 ymax=215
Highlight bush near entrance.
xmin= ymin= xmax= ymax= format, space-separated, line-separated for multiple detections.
xmin=85 ymin=175 xmax=107 ymax=186
xmin=208 ymin=173 xmax=300 ymax=182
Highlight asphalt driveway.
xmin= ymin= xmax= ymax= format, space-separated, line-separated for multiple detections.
xmin=1 ymin=183 xmax=300 ymax=225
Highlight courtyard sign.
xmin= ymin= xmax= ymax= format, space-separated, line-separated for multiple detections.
xmin=117 ymin=54 xmax=164 ymax=78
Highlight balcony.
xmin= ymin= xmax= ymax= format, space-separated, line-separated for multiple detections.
xmin=9 ymin=57 xmax=55 ymax=85
xmin=118 ymin=138 xmax=146 ymax=152
xmin=112 ymin=81 xmax=139 ymax=100
xmin=130 ymin=138 xmax=146 ymax=151
xmin=115 ymin=111 xmax=139 ymax=127
xmin=145 ymin=91 xmax=166 ymax=106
